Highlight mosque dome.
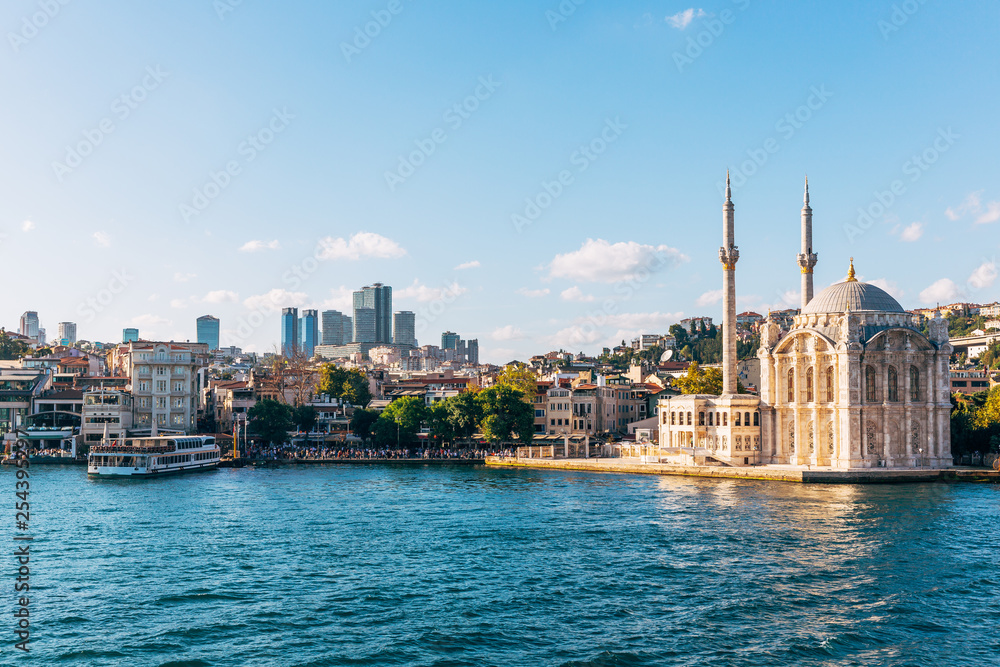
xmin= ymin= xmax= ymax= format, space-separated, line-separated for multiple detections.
xmin=801 ymin=260 xmax=905 ymax=314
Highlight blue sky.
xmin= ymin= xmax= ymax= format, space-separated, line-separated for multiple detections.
xmin=1 ymin=0 xmax=997 ymax=362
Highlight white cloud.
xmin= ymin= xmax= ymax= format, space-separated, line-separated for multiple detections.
xmin=21 ymin=220 xmax=35 ymax=232
xmin=548 ymin=311 xmax=684 ymax=350
xmin=174 ymin=272 xmax=197 ymax=283
xmin=696 ymin=289 xmax=724 ymax=307
xmin=454 ymin=260 xmax=480 ymax=270
xmin=968 ymin=261 xmax=997 ymax=290
xmin=169 ymin=298 xmax=188 ymax=309
xmin=396 ymin=279 xmax=467 ymax=303
xmin=899 ymin=221 xmax=924 ymax=242
xmin=316 ymin=232 xmax=406 ymax=261
xmin=148 ymin=294 xmax=159 ymax=302
xmin=945 ymin=190 xmax=1000 ymax=224
xmin=976 ymin=201 xmax=1000 ymax=225
xmin=201 ymin=290 xmax=239 ymax=304
xmin=92 ymin=231 xmax=111 ymax=247
xmin=243 ymin=288 xmax=308 ymax=312
xmin=919 ymin=278 xmax=963 ymax=305
xmin=130 ymin=314 xmax=170 ymax=329
xmin=492 ymin=325 xmax=524 ymax=341
xmin=945 ymin=191 xmax=981 ymax=220
xmin=867 ymin=279 xmax=904 ymax=300
xmin=666 ymin=8 xmax=706 ymax=29
xmin=548 ymin=239 xmax=688 ymax=284
xmin=517 ymin=287 xmax=550 ymax=298
xmin=320 ymin=286 xmax=353 ymax=311
xmin=560 ymin=286 xmax=595 ymax=302
xmin=239 ymin=239 xmax=280 ymax=253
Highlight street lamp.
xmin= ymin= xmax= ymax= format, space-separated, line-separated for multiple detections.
xmin=918 ymin=447 xmax=923 ymax=468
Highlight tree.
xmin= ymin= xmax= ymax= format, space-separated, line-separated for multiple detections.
xmin=477 ymin=385 xmax=534 ymax=445
xmin=380 ymin=396 xmax=427 ymax=443
xmin=318 ymin=365 xmax=372 ymax=407
xmin=350 ymin=408 xmax=380 ymax=440
xmin=427 ymin=401 xmax=455 ymax=444
xmin=669 ymin=324 xmax=689 ymax=347
xmin=0 ymin=332 xmax=30 ymax=361
xmin=32 ymin=347 xmax=52 ymax=358
xmin=292 ymin=405 xmax=317 ymax=432
xmin=446 ymin=390 xmax=483 ymax=441
xmin=283 ymin=352 xmax=318 ymax=405
xmin=247 ymin=399 xmax=293 ymax=445
xmin=372 ymin=416 xmax=400 ymax=447
xmin=495 ymin=363 xmax=537 ymax=398
xmin=673 ymin=363 xmax=746 ymax=395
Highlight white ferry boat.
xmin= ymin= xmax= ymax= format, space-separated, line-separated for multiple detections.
xmin=88 ymin=436 xmax=220 ymax=477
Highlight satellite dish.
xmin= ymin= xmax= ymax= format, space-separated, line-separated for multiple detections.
xmin=660 ymin=349 xmax=674 ymax=362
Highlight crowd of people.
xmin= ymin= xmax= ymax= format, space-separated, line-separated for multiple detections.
xmin=238 ymin=443 xmax=507 ymax=462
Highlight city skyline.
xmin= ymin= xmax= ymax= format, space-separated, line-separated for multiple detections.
xmin=2 ymin=1 xmax=998 ymax=363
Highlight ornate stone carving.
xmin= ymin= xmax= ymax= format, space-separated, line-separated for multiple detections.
xmin=929 ymin=313 xmax=949 ymax=344
xmin=761 ymin=318 xmax=781 ymax=349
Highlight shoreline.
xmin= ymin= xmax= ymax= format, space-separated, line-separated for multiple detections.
xmin=484 ymin=456 xmax=1000 ymax=484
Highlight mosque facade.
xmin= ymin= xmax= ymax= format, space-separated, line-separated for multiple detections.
xmin=658 ymin=177 xmax=953 ymax=469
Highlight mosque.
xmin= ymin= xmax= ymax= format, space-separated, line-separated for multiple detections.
xmin=658 ymin=176 xmax=953 ymax=469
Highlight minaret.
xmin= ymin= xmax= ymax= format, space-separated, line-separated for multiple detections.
xmin=797 ymin=176 xmax=818 ymax=308
xmin=719 ymin=171 xmax=739 ymax=395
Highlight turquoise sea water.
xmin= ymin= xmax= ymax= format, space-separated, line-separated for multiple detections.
xmin=5 ymin=465 xmax=1000 ymax=666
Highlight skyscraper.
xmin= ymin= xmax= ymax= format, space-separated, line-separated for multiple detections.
xmin=353 ymin=308 xmax=376 ymax=343
xmin=321 ymin=310 xmax=343 ymax=345
xmin=393 ymin=311 xmax=416 ymax=347
xmin=281 ymin=308 xmax=299 ymax=357
xmin=322 ymin=310 xmax=354 ymax=345
xmin=441 ymin=331 xmax=461 ymax=350
xmin=57 ymin=322 xmax=77 ymax=345
xmin=123 ymin=328 xmax=139 ymax=343
xmin=352 ymin=283 xmax=392 ymax=343
xmin=465 ymin=339 xmax=479 ymax=365
xmin=196 ymin=315 xmax=220 ymax=351
xmin=19 ymin=311 xmax=39 ymax=341
xmin=301 ymin=310 xmax=319 ymax=357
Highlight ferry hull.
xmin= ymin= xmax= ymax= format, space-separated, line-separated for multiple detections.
xmin=87 ymin=462 xmax=219 ymax=477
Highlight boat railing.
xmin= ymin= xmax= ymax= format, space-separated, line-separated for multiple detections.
xmin=89 ymin=445 xmax=173 ymax=454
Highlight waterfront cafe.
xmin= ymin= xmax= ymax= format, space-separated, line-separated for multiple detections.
xmin=5 ymin=426 xmax=78 ymax=458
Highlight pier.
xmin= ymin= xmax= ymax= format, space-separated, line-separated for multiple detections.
xmin=485 ymin=456 xmax=1000 ymax=484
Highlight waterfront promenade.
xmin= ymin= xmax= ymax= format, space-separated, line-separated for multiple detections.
xmin=486 ymin=456 xmax=1000 ymax=484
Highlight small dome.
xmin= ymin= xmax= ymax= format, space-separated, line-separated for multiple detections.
xmin=802 ymin=280 xmax=904 ymax=314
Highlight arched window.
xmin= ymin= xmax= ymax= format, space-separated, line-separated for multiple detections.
xmin=735 ymin=412 xmax=741 ymax=426
xmin=787 ymin=369 xmax=795 ymax=403
xmin=723 ymin=413 xmax=728 ymax=426
xmin=753 ymin=412 xmax=759 ymax=427
xmin=865 ymin=366 xmax=876 ymax=402
xmin=910 ymin=366 xmax=920 ymax=402
xmin=699 ymin=411 xmax=705 ymax=426
xmin=746 ymin=412 xmax=751 ymax=426
xmin=806 ymin=367 xmax=814 ymax=403
xmin=826 ymin=367 xmax=834 ymax=402
xmin=708 ymin=412 xmax=714 ymax=426
xmin=888 ymin=366 xmax=899 ymax=402
xmin=687 ymin=412 xmax=692 ymax=425
xmin=671 ymin=412 xmax=676 ymax=425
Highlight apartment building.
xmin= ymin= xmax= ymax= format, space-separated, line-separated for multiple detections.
xmin=110 ymin=341 xmax=210 ymax=433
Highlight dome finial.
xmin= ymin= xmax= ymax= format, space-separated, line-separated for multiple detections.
xmin=847 ymin=257 xmax=857 ymax=282
xmin=725 ymin=169 xmax=731 ymax=201
xmin=804 ymin=175 xmax=809 ymax=205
